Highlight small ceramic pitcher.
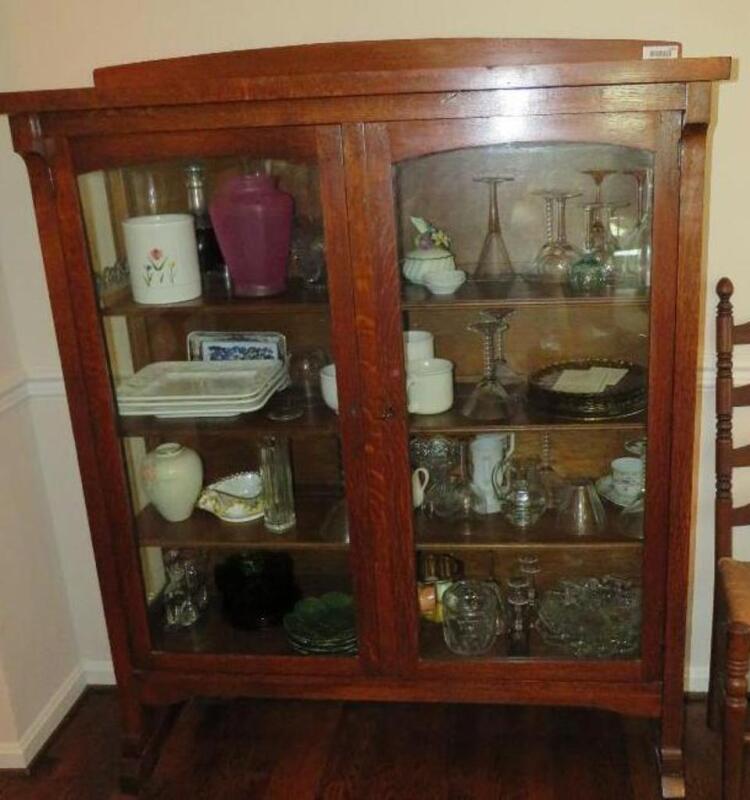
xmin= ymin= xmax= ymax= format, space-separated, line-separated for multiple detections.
xmin=412 ymin=467 xmax=430 ymax=509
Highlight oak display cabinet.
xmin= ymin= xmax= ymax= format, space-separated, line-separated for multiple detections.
xmin=0 ymin=39 xmax=730 ymax=796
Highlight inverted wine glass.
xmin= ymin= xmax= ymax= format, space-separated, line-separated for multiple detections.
xmin=461 ymin=309 xmax=523 ymax=421
xmin=473 ymin=176 xmax=515 ymax=281
xmin=581 ymin=169 xmax=616 ymax=253
xmin=531 ymin=191 xmax=582 ymax=284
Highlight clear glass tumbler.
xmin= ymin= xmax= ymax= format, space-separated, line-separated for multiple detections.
xmin=259 ymin=435 xmax=297 ymax=532
xmin=442 ymin=580 xmax=499 ymax=656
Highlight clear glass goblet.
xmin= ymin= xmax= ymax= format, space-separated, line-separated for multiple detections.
xmin=461 ymin=309 xmax=523 ymax=421
xmin=531 ymin=191 xmax=582 ymax=284
xmin=473 ymin=176 xmax=515 ymax=281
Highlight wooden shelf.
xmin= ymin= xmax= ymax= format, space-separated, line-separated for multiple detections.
xmin=119 ymin=401 xmax=339 ymax=438
xmin=137 ymin=495 xmax=348 ymax=550
xmin=410 ymin=391 xmax=646 ymax=435
xmin=401 ymin=278 xmax=649 ymax=311
xmin=418 ymin=618 xmax=639 ymax=662
xmin=151 ymin=590 xmax=355 ymax=657
xmin=102 ymin=280 xmax=330 ymax=318
xmin=414 ymin=507 xmax=643 ymax=551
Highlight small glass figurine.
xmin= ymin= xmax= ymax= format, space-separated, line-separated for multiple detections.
xmin=163 ymin=550 xmax=209 ymax=629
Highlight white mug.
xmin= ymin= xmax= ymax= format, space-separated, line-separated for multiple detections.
xmin=406 ymin=358 xmax=454 ymax=415
xmin=403 ymin=330 xmax=434 ymax=362
xmin=412 ymin=467 xmax=430 ymax=509
xmin=611 ymin=456 xmax=643 ymax=500
xmin=123 ymin=214 xmax=202 ymax=305
xmin=320 ymin=364 xmax=338 ymax=413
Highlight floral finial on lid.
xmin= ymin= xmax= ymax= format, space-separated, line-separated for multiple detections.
xmin=410 ymin=216 xmax=452 ymax=252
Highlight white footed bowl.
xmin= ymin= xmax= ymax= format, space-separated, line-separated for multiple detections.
xmin=424 ymin=270 xmax=467 ymax=295
xmin=402 ymin=248 xmax=456 ymax=285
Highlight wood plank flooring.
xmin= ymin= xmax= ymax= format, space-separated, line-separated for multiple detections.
xmin=0 ymin=691 xmax=723 ymax=799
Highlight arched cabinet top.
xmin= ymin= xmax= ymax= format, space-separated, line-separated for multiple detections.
xmin=0 ymin=38 xmax=731 ymax=116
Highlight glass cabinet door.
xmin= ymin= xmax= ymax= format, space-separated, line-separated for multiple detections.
xmin=379 ymin=121 xmax=675 ymax=669
xmin=77 ymin=128 xmax=363 ymax=665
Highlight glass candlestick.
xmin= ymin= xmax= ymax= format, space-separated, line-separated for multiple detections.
xmin=517 ymin=555 xmax=541 ymax=614
xmin=473 ymin=176 xmax=515 ymax=281
xmin=507 ymin=583 xmax=530 ymax=634
xmin=538 ymin=431 xmax=568 ymax=509
xmin=461 ymin=309 xmax=522 ymax=421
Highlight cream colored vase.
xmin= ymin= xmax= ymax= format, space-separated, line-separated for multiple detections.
xmin=141 ymin=443 xmax=203 ymax=522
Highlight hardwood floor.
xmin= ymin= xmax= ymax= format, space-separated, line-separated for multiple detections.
xmin=0 ymin=691 xmax=723 ymax=799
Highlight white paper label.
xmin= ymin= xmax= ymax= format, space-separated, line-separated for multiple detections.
xmin=642 ymin=45 xmax=679 ymax=60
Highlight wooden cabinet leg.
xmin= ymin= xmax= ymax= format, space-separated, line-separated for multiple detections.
xmin=656 ymin=743 xmax=686 ymax=799
xmin=722 ymin=629 xmax=750 ymax=800
xmin=118 ymin=696 xmax=182 ymax=796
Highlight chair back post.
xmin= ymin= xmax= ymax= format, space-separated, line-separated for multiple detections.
xmin=716 ymin=277 xmax=735 ymax=561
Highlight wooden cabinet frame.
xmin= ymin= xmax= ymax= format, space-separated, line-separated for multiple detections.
xmin=0 ymin=40 xmax=730 ymax=797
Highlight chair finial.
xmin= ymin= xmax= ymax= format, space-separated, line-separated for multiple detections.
xmin=717 ymin=277 xmax=734 ymax=301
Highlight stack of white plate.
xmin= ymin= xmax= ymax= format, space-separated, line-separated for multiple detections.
xmin=117 ymin=361 xmax=289 ymax=418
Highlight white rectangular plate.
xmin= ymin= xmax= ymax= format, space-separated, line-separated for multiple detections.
xmin=117 ymin=361 xmax=286 ymax=404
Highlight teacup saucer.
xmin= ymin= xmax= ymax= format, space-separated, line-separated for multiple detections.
xmin=595 ymin=474 xmax=640 ymax=508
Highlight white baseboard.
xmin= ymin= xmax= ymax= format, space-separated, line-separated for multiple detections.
xmin=0 ymin=665 xmax=86 ymax=769
xmin=686 ymin=666 xmax=710 ymax=694
xmin=82 ymin=659 xmax=116 ymax=686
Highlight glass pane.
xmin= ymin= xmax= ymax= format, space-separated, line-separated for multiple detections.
xmin=395 ymin=143 xmax=651 ymax=662
xmin=78 ymin=149 xmax=357 ymax=658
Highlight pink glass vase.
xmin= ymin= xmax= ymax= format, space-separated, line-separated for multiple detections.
xmin=209 ymin=174 xmax=293 ymax=297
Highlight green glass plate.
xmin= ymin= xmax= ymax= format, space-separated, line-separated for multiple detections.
xmin=284 ymin=592 xmax=357 ymax=652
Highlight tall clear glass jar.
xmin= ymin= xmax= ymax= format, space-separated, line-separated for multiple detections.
xmin=259 ymin=435 xmax=297 ymax=532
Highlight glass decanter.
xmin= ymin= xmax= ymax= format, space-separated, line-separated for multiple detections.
xmin=531 ymin=191 xmax=581 ymax=284
xmin=461 ymin=309 xmax=523 ymax=421
xmin=473 ymin=176 xmax=515 ymax=281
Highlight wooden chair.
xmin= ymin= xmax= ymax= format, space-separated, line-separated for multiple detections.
xmin=708 ymin=277 xmax=750 ymax=800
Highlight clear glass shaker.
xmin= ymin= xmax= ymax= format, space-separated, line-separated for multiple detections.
xmin=442 ymin=580 xmax=499 ymax=656
xmin=259 ymin=435 xmax=297 ymax=532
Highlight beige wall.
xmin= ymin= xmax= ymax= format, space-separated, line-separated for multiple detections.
xmin=0 ymin=0 xmax=746 ymax=758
